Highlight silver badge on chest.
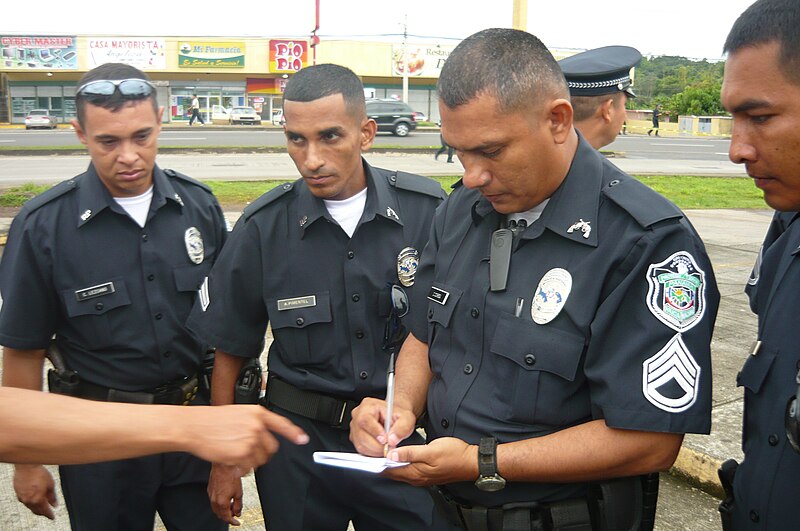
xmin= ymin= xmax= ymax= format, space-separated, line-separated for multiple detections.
xmin=397 ymin=247 xmax=419 ymax=287
xmin=531 ymin=268 xmax=572 ymax=324
xmin=184 ymin=227 xmax=204 ymax=265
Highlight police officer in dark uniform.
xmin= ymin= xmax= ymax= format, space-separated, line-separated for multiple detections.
xmin=187 ymin=64 xmax=453 ymax=530
xmin=559 ymin=45 xmax=642 ymax=149
xmin=0 ymin=63 xmax=228 ymax=530
xmin=350 ymin=29 xmax=719 ymax=531
xmin=718 ymin=1 xmax=800 ymax=529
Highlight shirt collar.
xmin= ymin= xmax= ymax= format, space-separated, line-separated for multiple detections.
xmin=295 ymin=158 xmax=403 ymax=237
xmin=76 ymin=164 xmax=179 ymax=228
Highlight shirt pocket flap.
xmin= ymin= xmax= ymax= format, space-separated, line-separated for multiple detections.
xmin=490 ymin=316 xmax=584 ymax=381
xmin=62 ymin=280 xmax=131 ymax=317
xmin=427 ymin=284 xmax=462 ymax=328
xmin=268 ymin=291 xmax=332 ymax=329
xmin=737 ymin=348 xmax=777 ymax=393
xmin=173 ymin=264 xmax=212 ymax=292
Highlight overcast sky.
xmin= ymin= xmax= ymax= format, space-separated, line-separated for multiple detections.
xmin=5 ymin=0 xmax=757 ymax=61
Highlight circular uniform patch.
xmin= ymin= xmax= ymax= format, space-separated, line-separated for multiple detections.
xmin=646 ymin=251 xmax=706 ymax=332
xmin=397 ymin=247 xmax=419 ymax=287
xmin=531 ymin=268 xmax=572 ymax=324
xmin=184 ymin=227 xmax=204 ymax=265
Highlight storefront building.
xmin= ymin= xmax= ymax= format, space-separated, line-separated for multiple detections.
xmin=0 ymin=34 xmax=453 ymax=125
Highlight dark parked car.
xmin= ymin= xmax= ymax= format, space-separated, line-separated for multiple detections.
xmin=366 ymin=99 xmax=416 ymax=136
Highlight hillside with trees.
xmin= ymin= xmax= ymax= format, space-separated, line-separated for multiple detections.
xmin=631 ymin=56 xmax=725 ymax=117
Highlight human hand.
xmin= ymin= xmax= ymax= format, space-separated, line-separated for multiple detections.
xmin=384 ymin=437 xmax=478 ymax=487
xmin=349 ymin=397 xmax=417 ymax=457
xmin=13 ymin=464 xmax=57 ymax=519
xmin=207 ymin=463 xmax=244 ymax=525
xmin=183 ymin=405 xmax=308 ymax=469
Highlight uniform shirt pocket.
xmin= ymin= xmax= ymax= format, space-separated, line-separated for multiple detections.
xmin=489 ymin=313 xmax=587 ymax=426
xmin=267 ymin=291 xmax=333 ymax=367
xmin=737 ymin=347 xmax=777 ymax=394
xmin=61 ymin=279 xmax=132 ymax=350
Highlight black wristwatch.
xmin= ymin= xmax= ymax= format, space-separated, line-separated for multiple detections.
xmin=474 ymin=437 xmax=506 ymax=492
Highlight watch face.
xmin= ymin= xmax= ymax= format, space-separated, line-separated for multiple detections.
xmin=475 ymin=475 xmax=507 ymax=492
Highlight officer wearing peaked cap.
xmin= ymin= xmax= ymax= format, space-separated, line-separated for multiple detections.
xmin=187 ymin=64 xmax=454 ymax=530
xmin=560 ymin=45 xmax=642 ymax=149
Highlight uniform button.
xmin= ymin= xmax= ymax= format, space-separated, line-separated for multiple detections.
xmin=142 ymin=233 xmax=148 ymax=241
xmin=347 ymin=251 xmax=355 ymax=259
xmin=95 ymin=302 xmax=104 ymax=311
xmin=352 ymin=294 xmax=360 ymax=302
xmin=428 ymin=309 xmax=434 ymax=319
xmin=155 ymin=313 xmax=163 ymax=320
xmin=749 ymin=510 xmax=759 ymax=522
xmin=441 ymin=418 xmax=449 ymax=428
xmin=355 ymin=330 xmax=365 ymax=339
xmin=525 ymin=354 xmax=536 ymax=366
xmin=471 ymin=308 xmax=480 ymax=318
xmin=609 ymin=179 xmax=620 ymax=186
xmin=147 ymin=274 xmax=155 ymax=281
xmin=163 ymin=351 xmax=171 ymax=358
xmin=768 ymin=434 xmax=779 ymax=446
xmin=296 ymin=317 xmax=304 ymax=326
xmin=463 ymin=363 xmax=473 ymax=374
xmin=359 ymin=371 xmax=368 ymax=380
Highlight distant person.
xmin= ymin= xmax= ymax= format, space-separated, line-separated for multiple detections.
xmin=0 ymin=63 xmax=228 ymax=528
xmin=0 ymin=387 xmax=308 ymax=467
xmin=648 ymin=104 xmax=661 ymax=136
xmin=718 ymin=0 xmax=800 ymax=529
xmin=435 ymin=124 xmax=455 ymax=162
xmin=189 ymin=93 xmax=205 ymax=126
xmin=559 ymin=45 xmax=642 ymax=149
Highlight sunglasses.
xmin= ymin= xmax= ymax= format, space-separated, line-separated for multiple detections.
xmin=382 ymin=284 xmax=409 ymax=353
xmin=76 ymin=78 xmax=155 ymax=103
xmin=786 ymin=369 xmax=800 ymax=453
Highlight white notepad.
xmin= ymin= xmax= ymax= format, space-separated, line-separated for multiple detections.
xmin=312 ymin=451 xmax=410 ymax=473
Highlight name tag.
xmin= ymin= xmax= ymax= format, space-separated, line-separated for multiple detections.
xmin=75 ymin=282 xmax=115 ymax=302
xmin=427 ymin=287 xmax=450 ymax=305
xmin=277 ymin=295 xmax=317 ymax=311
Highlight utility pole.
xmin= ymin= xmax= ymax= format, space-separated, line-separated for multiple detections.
xmin=512 ymin=0 xmax=528 ymax=31
xmin=402 ymin=14 xmax=409 ymax=103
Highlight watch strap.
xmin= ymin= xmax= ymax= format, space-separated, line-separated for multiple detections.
xmin=478 ymin=436 xmax=498 ymax=477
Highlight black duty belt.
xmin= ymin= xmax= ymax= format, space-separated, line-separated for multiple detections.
xmin=262 ymin=375 xmax=357 ymax=429
xmin=50 ymin=372 xmax=199 ymax=405
xmin=428 ymin=486 xmax=593 ymax=531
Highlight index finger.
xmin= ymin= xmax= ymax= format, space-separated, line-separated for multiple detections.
xmin=260 ymin=409 xmax=309 ymax=445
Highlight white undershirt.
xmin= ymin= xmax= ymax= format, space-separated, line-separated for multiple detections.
xmin=508 ymin=198 xmax=550 ymax=227
xmin=114 ymin=185 xmax=154 ymax=228
xmin=323 ymin=188 xmax=368 ymax=238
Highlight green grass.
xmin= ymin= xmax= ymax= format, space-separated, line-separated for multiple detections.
xmin=0 ymin=175 xmax=766 ymax=210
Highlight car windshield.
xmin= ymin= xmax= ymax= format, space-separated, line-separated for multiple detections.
xmin=30 ymin=110 xmax=48 ymax=116
xmin=231 ymin=107 xmax=254 ymax=115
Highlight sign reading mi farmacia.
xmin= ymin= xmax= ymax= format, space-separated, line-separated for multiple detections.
xmin=179 ymin=41 xmax=245 ymax=68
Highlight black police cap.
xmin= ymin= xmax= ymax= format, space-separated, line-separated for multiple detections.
xmin=559 ymin=45 xmax=643 ymax=98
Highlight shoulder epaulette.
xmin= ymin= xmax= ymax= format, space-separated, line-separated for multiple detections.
xmin=388 ymin=171 xmax=447 ymax=200
xmin=243 ymin=181 xmax=296 ymax=220
xmin=163 ymin=168 xmax=212 ymax=193
xmin=20 ymin=179 xmax=77 ymax=216
xmin=602 ymin=177 xmax=682 ymax=229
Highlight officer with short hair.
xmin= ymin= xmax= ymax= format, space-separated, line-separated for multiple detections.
xmin=0 ymin=63 xmax=229 ymax=529
xmin=718 ymin=0 xmax=800 ymax=529
xmin=187 ymin=63 xmax=453 ymax=530
xmin=559 ymin=45 xmax=642 ymax=149
xmin=350 ymin=29 xmax=719 ymax=531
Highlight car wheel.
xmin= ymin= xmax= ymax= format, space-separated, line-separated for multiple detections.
xmin=25 ymin=126 xmax=30 ymax=130
xmin=394 ymin=122 xmax=410 ymax=137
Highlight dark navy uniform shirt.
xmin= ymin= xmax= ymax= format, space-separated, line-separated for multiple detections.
xmin=733 ymin=211 xmax=800 ymax=529
xmin=0 ymin=164 xmax=227 ymax=390
xmin=188 ymin=160 xmax=445 ymax=400
xmin=410 ymin=137 xmax=720 ymax=506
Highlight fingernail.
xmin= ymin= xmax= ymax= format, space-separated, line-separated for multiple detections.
xmin=297 ymin=434 xmax=310 ymax=444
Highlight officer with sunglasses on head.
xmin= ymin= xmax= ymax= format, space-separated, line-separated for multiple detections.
xmin=186 ymin=63 xmax=454 ymax=530
xmin=0 ymin=63 xmax=244 ymax=529
xmin=717 ymin=1 xmax=800 ymax=529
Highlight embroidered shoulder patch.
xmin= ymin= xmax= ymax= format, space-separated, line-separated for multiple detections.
xmin=646 ymin=251 xmax=706 ymax=332
xmin=642 ymin=333 xmax=700 ymax=413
